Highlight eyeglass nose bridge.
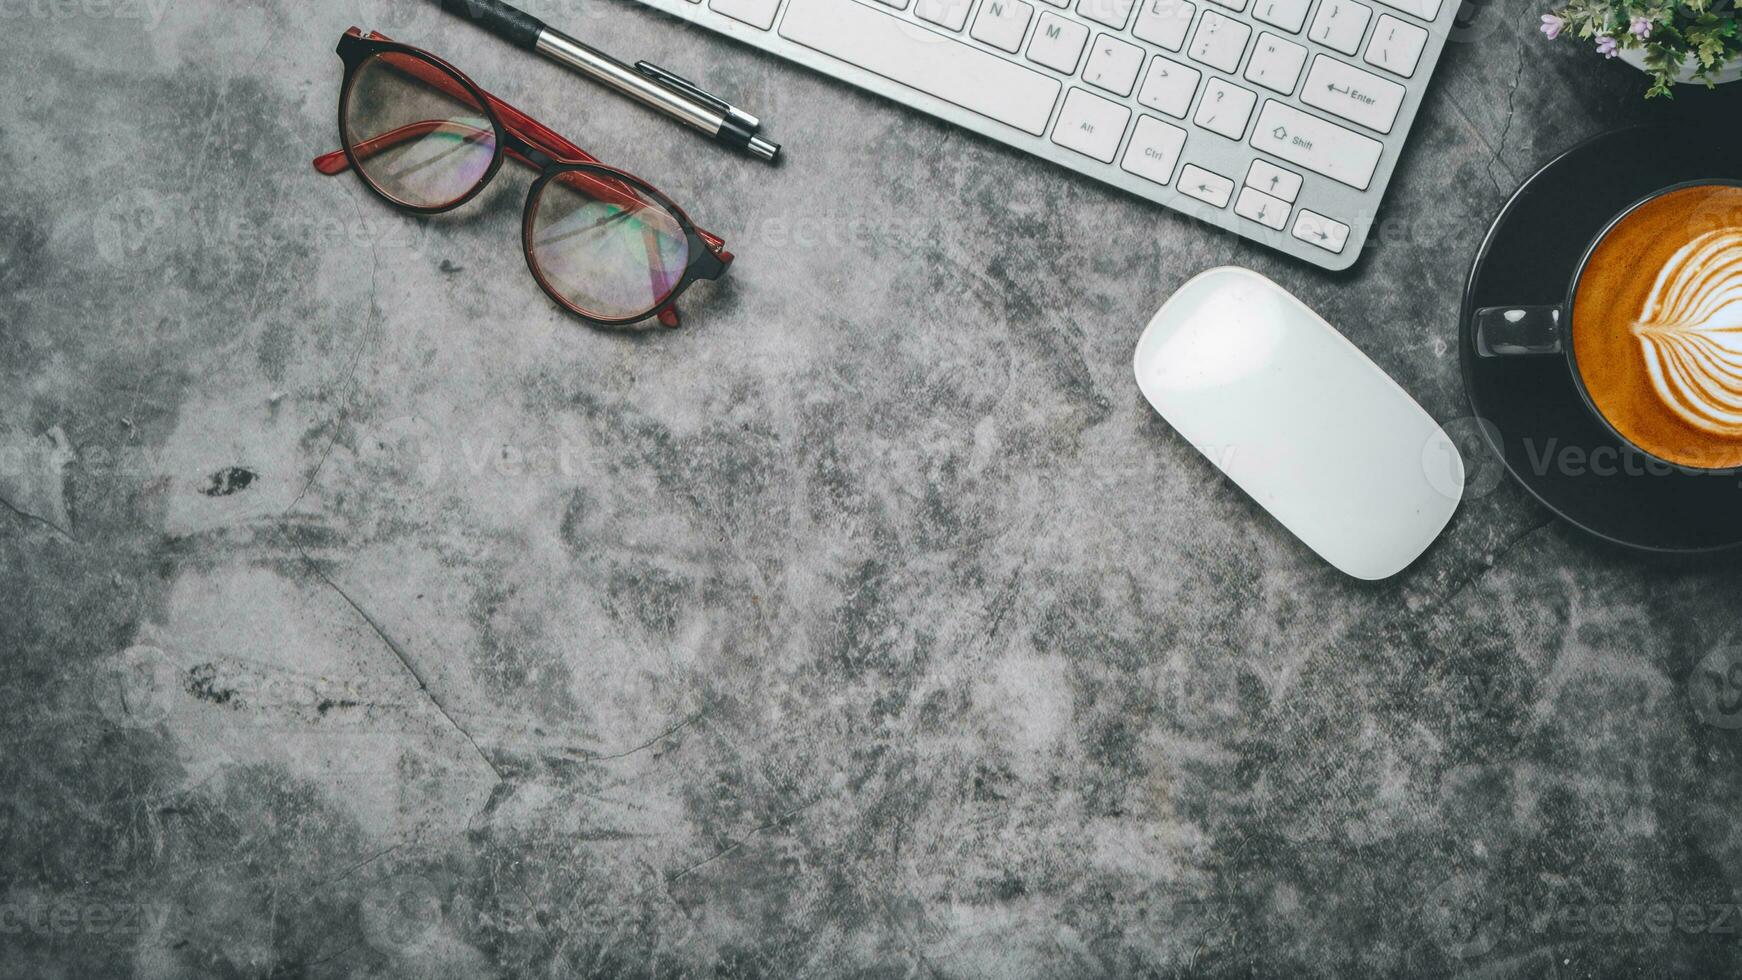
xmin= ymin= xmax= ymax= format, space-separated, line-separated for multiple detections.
xmin=501 ymin=131 xmax=557 ymax=171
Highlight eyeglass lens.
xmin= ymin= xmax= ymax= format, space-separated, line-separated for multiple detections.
xmin=527 ymin=171 xmax=691 ymax=321
xmin=343 ymin=52 xmax=498 ymax=209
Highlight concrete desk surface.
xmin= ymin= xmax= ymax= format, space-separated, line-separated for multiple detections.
xmin=4 ymin=1 xmax=1742 ymax=975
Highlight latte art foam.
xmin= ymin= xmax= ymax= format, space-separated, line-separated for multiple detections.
xmin=1631 ymin=230 xmax=1742 ymax=436
xmin=1571 ymin=183 xmax=1742 ymax=470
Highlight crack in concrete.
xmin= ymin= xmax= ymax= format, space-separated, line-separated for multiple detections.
xmin=283 ymin=323 xmax=371 ymax=518
xmin=1487 ymin=30 xmax=1531 ymax=195
xmin=284 ymin=226 xmax=381 ymax=518
xmin=574 ymin=711 xmax=703 ymax=762
xmin=296 ymin=545 xmax=503 ymax=783
xmin=309 ymin=842 xmax=402 ymax=892
xmin=0 ymin=492 xmax=75 ymax=542
xmin=1431 ymin=515 xmax=1557 ymax=614
xmin=666 ymin=797 xmax=823 ymax=884
xmin=977 ymin=543 xmax=1036 ymax=654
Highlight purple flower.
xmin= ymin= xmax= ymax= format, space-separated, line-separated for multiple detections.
xmin=1596 ymin=34 xmax=1620 ymax=57
xmin=1539 ymin=12 xmax=1565 ymax=38
xmin=1629 ymin=15 xmax=1653 ymax=38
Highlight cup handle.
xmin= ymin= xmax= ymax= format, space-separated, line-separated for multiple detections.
xmin=1474 ymin=305 xmax=1562 ymax=357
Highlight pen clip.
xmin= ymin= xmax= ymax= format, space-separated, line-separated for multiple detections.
xmin=635 ymin=60 xmax=762 ymax=132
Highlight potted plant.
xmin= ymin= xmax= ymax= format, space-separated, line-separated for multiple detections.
xmin=1540 ymin=0 xmax=1742 ymax=96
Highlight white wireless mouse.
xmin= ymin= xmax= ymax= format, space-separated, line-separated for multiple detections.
xmin=1133 ymin=267 xmax=1464 ymax=580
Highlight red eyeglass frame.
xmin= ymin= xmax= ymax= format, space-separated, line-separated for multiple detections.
xmin=313 ymin=29 xmax=733 ymax=330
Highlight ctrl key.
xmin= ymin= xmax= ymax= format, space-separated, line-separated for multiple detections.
xmin=1120 ymin=115 xmax=1188 ymax=186
xmin=1291 ymin=209 xmax=1350 ymax=253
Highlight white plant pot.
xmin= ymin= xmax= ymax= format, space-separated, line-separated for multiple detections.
xmin=1617 ymin=45 xmax=1742 ymax=86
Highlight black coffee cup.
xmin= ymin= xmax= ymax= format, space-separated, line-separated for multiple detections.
xmin=1474 ymin=177 xmax=1742 ymax=474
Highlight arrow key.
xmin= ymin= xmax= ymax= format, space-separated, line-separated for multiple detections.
xmin=1235 ymin=185 xmax=1290 ymax=230
xmin=1291 ymin=209 xmax=1351 ymax=253
xmin=1178 ymin=163 xmax=1235 ymax=208
xmin=1245 ymin=159 xmax=1302 ymax=201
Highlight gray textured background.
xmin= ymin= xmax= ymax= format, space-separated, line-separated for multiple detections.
xmin=6 ymin=0 xmax=1742 ymax=976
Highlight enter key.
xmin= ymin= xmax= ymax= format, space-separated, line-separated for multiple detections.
xmin=1299 ymin=55 xmax=1405 ymax=134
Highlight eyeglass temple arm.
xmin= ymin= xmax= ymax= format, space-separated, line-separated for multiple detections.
xmin=311 ymin=33 xmax=728 ymax=254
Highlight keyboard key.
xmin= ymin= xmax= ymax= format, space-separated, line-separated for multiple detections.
xmin=1132 ymin=0 xmax=1195 ymax=49
xmin=1178 ymin=164 xmax=1234 ymax=207
xmin=1364 ymin=14 xmax=1429 ymax=76
xmin=1252 ymin=0 xmax=1311 ymax=31
xmin=1372 ymin=0 xmax=1441 ymax=19
xmin=781 ymin=0 xmax=1063 ymax=134
xmin=1193 ymin=76 xmax=1257 ymax=139
xmin=971 ymin=0 xmax=1036 ymax=52
xmin=1300 ymin=54 xmax=1406 ymax=132
xmin=670 ymin=0 xmax=1440 ymax=269
xmin=1051 ymin=87 xmax=1132 ymax=162
xmin=1243 ymin=32 xmax=1307 ymax=93
xmin=1136 ymin=55 xmax=1201 ymax=117
xmin=1309 ymin=0 xmax=1372 ymax=54
xmin=1084 ymin=34 xmax=1146 ymax=96
xmin=1028 ymin=12 xmax=1090 ymax=72
xmin=1250 ymin=99 xmax=1383 ymax=189
xmin=916 ymin=0 xmax=975 ymax=29
xmin=1235 ymin=185 xmax=1290 ymax=229
xmin=1188 ymin=10 xmax=1252 ymax=73
xmin=1120 ymin=114 xmax=1188 ymax=185
xmin=1245 ymin=159 xmax=1302 ymax=200
xmin=1292 ymin=209 xmax=1351 ymax=252
xmin=710 ymin=0 xmax=781 ymax=29
xmin=1079 ymin=0 xmax=1138 ymax=28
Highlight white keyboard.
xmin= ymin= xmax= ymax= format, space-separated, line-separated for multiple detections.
xmin=627 ymin=0 xmax=1457 ymax=270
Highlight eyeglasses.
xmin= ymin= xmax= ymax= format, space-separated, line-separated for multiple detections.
xmin=312 ymin=29 xmax=733 ymax=330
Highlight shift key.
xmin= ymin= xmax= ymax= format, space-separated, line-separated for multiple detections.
xmin=1249 ymin=100 xmax=1382 ymax=190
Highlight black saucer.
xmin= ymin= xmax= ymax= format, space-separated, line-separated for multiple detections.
xmin=1460 ymin=124 xmax=1742 ymax=554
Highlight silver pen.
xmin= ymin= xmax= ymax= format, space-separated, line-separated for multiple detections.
xmin=436 ymin=0 xmax=781 ymax=163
